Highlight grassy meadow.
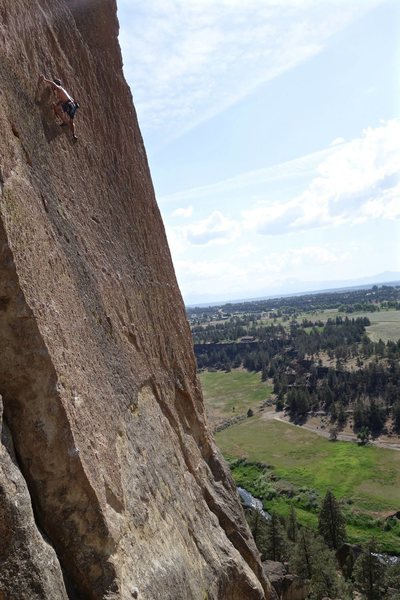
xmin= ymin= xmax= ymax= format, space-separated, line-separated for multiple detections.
xmin=263 ymin=307 xmax=400 ymax=343
xmin=363 ymin=309 xmax=400 ymax=342
xmin=201 ymin=369 xmax=400 ymax=553
xmin=217 ymin=416 xmax=400 ymax=512
xmin=199 ymin=369 xmax=272 ymax=426
xmin=298 ymin=308 xmax=400 ymax=343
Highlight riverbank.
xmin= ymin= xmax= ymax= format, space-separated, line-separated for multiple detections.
xmin=217 ymin=416 xmax=400 ymax=553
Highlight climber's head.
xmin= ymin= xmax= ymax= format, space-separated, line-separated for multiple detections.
xmin=53 ymin=78 xmax=62 ymax=86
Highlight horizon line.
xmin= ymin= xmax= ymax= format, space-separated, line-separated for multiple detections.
xmin=185 ymin=276 xmax=400 ymax=309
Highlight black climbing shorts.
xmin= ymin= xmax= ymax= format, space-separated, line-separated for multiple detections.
xmin=61 ymin=100 xmax=79 ymax=120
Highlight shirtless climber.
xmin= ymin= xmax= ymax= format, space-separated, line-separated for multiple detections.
xmin=39 ymin=74 xmax=79 ymax=140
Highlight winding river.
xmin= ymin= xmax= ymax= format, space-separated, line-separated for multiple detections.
xmin=238 ymin=487 xmax=271 ymax=521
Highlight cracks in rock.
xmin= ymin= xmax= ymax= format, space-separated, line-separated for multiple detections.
xmin=148 ymin=375 xmax=269 ymax=597
xmin=0 ymin=369 xmax=90 ymax=599
xmin=40 ymin=191 xmax=49 ymax=213
xmin=10 ymin=123 xmax=20 ymax=139
xmin=0 ymin=400 xmax=73 ymax=598
xmin=0 ymin=220 xmax=117 ymax=600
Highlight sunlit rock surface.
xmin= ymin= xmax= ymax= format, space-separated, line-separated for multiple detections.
xmin=0 ymin=1 xmax=275 ymax=598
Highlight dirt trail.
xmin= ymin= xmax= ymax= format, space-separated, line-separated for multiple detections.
xmin=261 ymin=410 xmax=400 ymax=452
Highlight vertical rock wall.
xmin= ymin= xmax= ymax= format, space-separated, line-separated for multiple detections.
xmin=0 ymin=1 xmax=275 ymax=598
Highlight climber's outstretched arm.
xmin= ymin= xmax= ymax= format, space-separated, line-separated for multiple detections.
xmin=39 ymin=74 xmax=57 ymax=90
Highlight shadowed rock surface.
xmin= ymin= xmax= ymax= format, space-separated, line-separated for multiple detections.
xmin=0 ymin=396 xmax=69 ymax=599
xmin=0 ymin=1 xmax=275 ymax=598
xmin=263 ymin=561 xmax=309 ymax=600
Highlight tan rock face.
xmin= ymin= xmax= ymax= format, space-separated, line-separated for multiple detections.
xmin=0 ymin=1 xmax=275 ymax=598
xmin=263 ymin=561 xmax=309 ymax=600
xmin=0 ymin=397 xmax=69 ymax=600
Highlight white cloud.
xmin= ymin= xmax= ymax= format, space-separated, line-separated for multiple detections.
xmin=242 ymin=119 xmax=400 ymax=235
xmin=276 ymin=245 xmax=350 ymax=267
xmin=330 ymin=137 xmax=346 ymax=146
xmin=160 ymin=119 xmax=400 ymax=302
xmin=234 ymin=244 xmax=257 ymax=258
xmin=118 ymin=0 xmax=379 ymax=141
xmin=175 ymin=244 xmax=351 ymax=302
xmin=171 ymin=210 xmax=240 ymax=247
xmin=171 ymin=206 xmax=193 ymax=218
xmin=163 ymin=119 xmax=400 ymax=300
xmin=176 ymin=258 xmax=243 ymax=280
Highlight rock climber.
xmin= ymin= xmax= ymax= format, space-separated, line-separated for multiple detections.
xmin=39 ymin=74 xmax=79 ymax=140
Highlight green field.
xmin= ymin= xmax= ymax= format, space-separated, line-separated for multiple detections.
xmin=259 ymin=308 xmax=400 ymax=342
xmin=199 ymin=369 xmax=272 ymax=424
xmin=217 ymin=417 xmax=400 ymax=509
xmin=363 ymin=310 xmax=400 ymax=342
xmin=199 ymin=370 xmax=400 ymax=552
xmin=216 ymin=415 xmax=400 ymax=552
xmin=296 ymin=308 xmax=400 ymax=343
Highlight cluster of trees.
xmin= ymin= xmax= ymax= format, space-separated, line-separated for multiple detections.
xmin=246 ymin=490 xmax=400 ymax=599
xmin=195 ymin=330 xmax=286 ymax=371
xmin=293 ymin=316 xmax=370 ymax=358
xmin=195 ymin=319 xmax=400 ymax=370
xmin=340 ymin=302 xmax=381 ymax=313
xmin=191 ymin=315 xmax=253 ymax=344
xmin=192 ymin=318 xmax=288 ymax=345
xmin=194 ymin=312 xmax=400 ymax=434
xmin=188 ymin=284 xmax=400 ymax=324
xmin=274 ymin=358 xmax=400 ymax=434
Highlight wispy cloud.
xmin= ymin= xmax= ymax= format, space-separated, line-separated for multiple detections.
xmin=242 ymin=119 xmax=400 ymax=235
xmin=159 ymin=145 xmax=335 ymax=206
xmin=164 ymin=119 xmax=400 ymax=246
xmin=118 ymin=0 xmax=379 ymax=141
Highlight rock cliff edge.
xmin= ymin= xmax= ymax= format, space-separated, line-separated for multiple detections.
xmin=0 ymin=1 xmax=274 ymax=599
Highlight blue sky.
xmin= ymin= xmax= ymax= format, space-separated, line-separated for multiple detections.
xmin=117 ymin=0 xmax=400 ymax=305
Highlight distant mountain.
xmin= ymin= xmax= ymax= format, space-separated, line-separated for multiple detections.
xmin=266 ymin=272 xmax=400 ymax=297
xmin=185 ymin=271 xmax=400 ymax=307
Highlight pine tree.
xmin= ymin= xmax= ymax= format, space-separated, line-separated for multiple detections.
xmin=309 ymin=536 xmax=341 ymax=600
xmin=329 ymin=425 xmax=338 ymax=441
xmin=318 ymin=490 xmax=346 ymax=550
xmin=290 ymin=529 xmax=314 ymax=580
xmin=246 ymin=509 xmax=268 ymax=557
xmin=265 ymin=513 xmax=287 ymax=562
xmin=386 ymin=561 xmax=400 ymax=591
xmin=353 ymin=539 xmax=387 ymax=600
xmin=286 ymin=505 xmax=298 ymax=543
xmin=393 ymin=401 xmax=400 ymax=432
xmin=357 ymin=426 xmax=370 ymax=446
xmin=290 ymin=531 xmax=347 ymax=600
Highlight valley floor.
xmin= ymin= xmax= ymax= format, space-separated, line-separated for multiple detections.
xmin=261 ymin=407 xmax=400 ymax=452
